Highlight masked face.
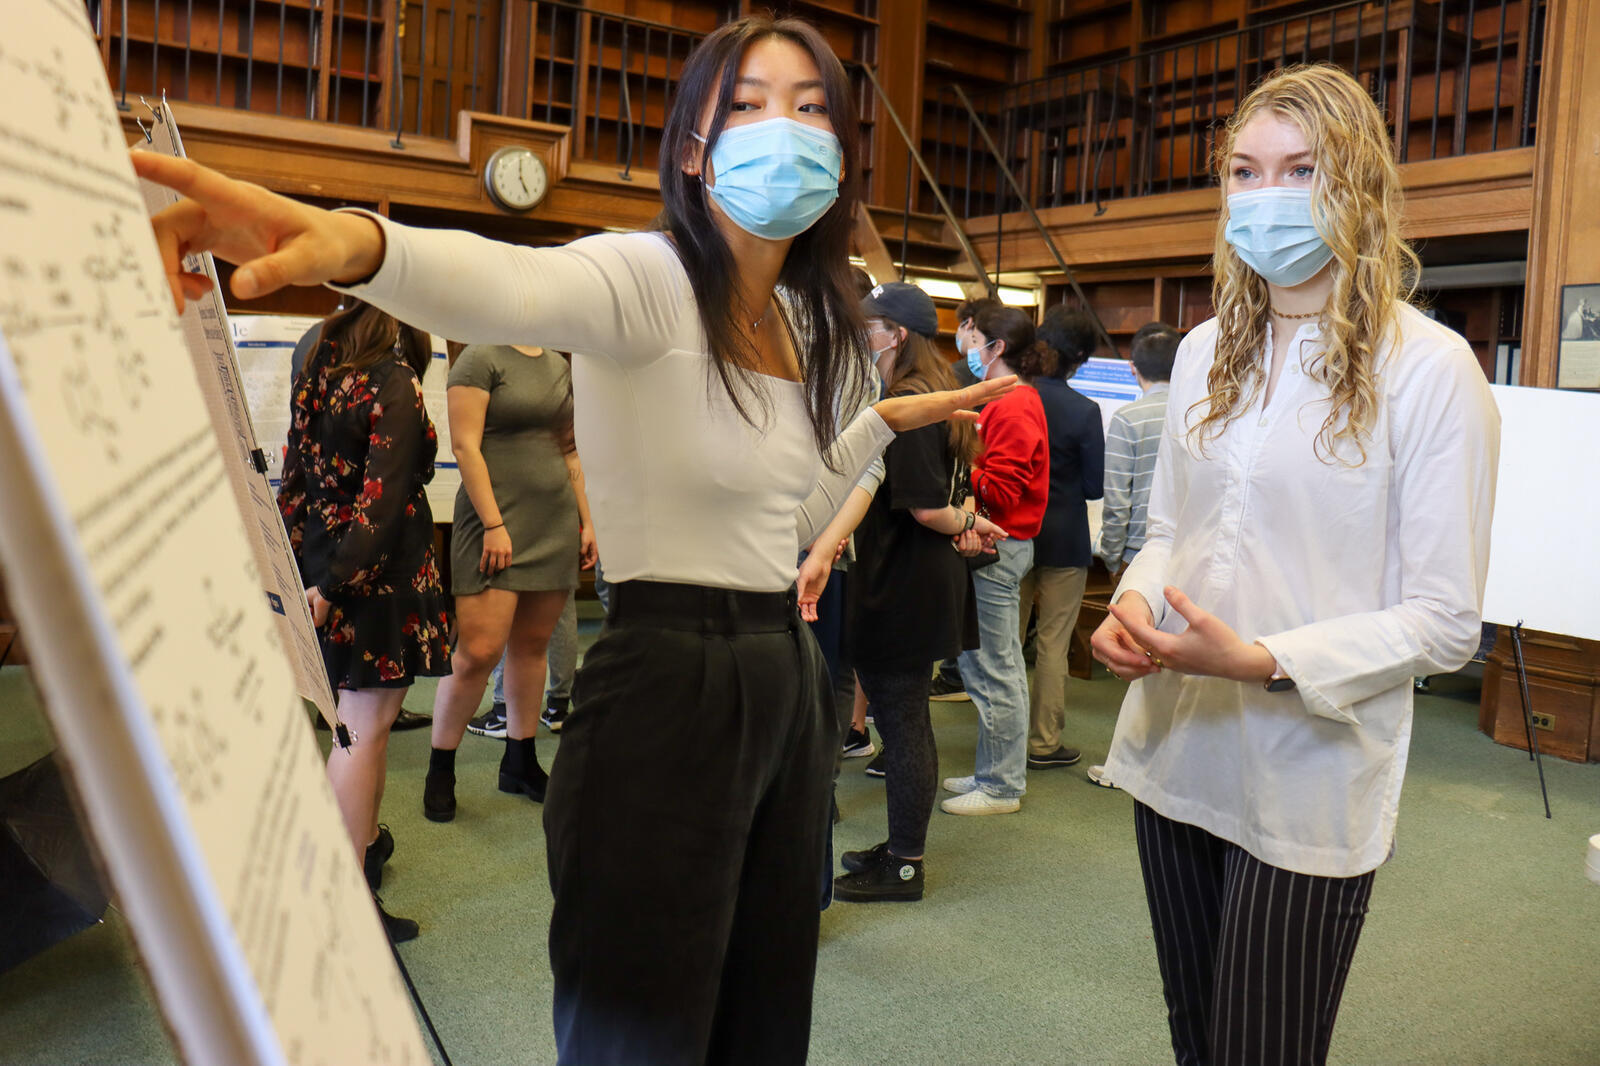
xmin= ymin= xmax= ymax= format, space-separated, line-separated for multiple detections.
xmin=1223 ymin=113 xmax=1332 ymax=288
xmin=966 ymin=338 xmax=998 ymax=380
xmin=685 ymin=39 xmax=845 ymax=242
xmin=866 ymin=319 xmax=899 ymax=381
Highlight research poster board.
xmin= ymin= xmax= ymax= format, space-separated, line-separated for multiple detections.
xmin=0 ymin=3 xmax=427 ymax=1063
xmin=1070 ymin=356 xmax=1144 ymax=432
xmin=1068 ymin=357 xmax=1143 ymax=550
xmin=136 ymin=98 xmax=337 ymax=726
xmin=231 ymin=314 xmax=460 ymax=518
xmin=1481 ymin=385 xmax=1600 ymax=642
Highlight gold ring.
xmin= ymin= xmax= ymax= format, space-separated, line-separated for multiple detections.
xmin=1150 ymin=656 xmax=1165 ymax=669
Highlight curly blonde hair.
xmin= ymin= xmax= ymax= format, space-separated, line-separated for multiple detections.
xmin=1193 ymin=64 xmax=1420 ymax=464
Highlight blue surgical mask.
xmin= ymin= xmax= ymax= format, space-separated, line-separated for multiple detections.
xmin=1223 ymin=187 xmax=1333 ymax=288
xmin=966 ymin=341 xmax=995 ymax=380
xmin=694 ymin=117 xmax=842 ymax=240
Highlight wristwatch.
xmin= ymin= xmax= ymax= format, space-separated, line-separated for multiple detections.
xmin=1264 ymin=670 xmax=1296 ymax=693
xmin=962 ymin=510 xmax=976 ymax=532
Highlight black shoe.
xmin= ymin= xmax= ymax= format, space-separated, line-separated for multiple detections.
xmin=1027 ymin=746 xmax=1082 ymax=769
xmin=540 ymin=699 xmax=570 ymax=733
xmin=466 ymin=704 xmax=508 ymax=738
xmin=374 ymin=894 xmax=419 ymax=943
xmin=841 ymin=726 xmax=875 ymax=759
xmin=928 ymin=676 xmax=969 ymax=702
xmin=423 ymin=767 xmax=456 ymax=822
xmin=499 ymin=736 xmax=549 ymax=803
xmin=391 ymin=708 xmax=431 ymax=731
xmin=363 ymin=824 xmax=394 ymax=892
xmin=841 ymin=840 xmax=889 ymax=874
xmin=833 ymin=852 xmax=924 ymax=903
xmin=864 ymin=751 xmax=886 ymax=778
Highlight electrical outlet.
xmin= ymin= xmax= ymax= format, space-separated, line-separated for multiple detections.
xmin=1531 ymin=712 xmax=1556 ymax=731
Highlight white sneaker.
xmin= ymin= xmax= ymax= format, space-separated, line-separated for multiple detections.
xmin=940 ymin=790 xmax=1021 ymax=816
xmin=1086 ymin=764 xmax=1118 ymax=789
xmin=941 ymin=775 xmax=978 ymax=795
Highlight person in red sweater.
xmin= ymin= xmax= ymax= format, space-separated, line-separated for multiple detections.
xmin=941 ymin=305 xmax=1054 ymax=815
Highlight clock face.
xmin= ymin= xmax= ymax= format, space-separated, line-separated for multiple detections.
xmin=485 ymin=147 xmax=547 ymax=212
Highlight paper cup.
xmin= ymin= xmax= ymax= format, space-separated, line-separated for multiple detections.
xmin=1587 ymin=833 xmax=1600 ymax=887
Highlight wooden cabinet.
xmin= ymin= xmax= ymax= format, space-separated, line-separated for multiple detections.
xmin=100 ymin=0 xmax=393 ymax=125
xmin=1041 ymin=268 xmax=1214 ymax=355
xmin=1479 ymin=626 xmax=1600 ymax=763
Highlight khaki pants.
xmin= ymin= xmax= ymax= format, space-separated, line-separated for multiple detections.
xmin=1018 ymin=565 xmax=1088 ymax=756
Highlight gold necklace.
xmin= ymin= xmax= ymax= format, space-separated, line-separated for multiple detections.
xmin=1270 ymin=307 xmax=1322 ymax=320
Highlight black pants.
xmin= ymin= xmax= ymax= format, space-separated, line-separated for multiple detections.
xmin=1134 ymin=802 xmax=1375 ymax=1066
xmin=544 ymin=581 xmax=837 ymax=1066
xmin=854 ymin=666 xmax=938 ymax=857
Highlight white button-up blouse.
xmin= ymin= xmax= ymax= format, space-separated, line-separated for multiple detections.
xmin=1104 ymin=305 xmax=1501 ymax=877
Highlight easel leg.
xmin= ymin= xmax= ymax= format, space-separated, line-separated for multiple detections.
xmin=1511 ymin=622 xmax=1552 ymax=820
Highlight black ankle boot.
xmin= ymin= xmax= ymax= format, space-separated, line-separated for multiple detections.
xmin=363 ymin=824 xmax=394 ymax=892
xmin=498 ymin=735 xmax=548 ymax=803
xmin=373 ymin=893 xmax=419 ymax=943
xmin=832 ymin=851 xmax=924 ymax=903
xmin=423 ymin=747 xmax=457 ymax=823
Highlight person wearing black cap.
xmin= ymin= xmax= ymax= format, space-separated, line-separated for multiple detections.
xmin=827 ymin=282 xmax=1006 ymax=902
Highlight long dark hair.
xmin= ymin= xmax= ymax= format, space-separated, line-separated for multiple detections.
xmin=881 ymin=321 xmax=978 ymax=466
xmin=974 ymin=305 xmax=1056 ymax=382
xmin=656 ymin=16 xmax=868 ymax=460
xmin=322 ymin=298 xmax=431 ymax=381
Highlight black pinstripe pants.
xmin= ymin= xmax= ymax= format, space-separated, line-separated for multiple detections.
xmin=1134 ymin=802 xmax=1376 ymax=1066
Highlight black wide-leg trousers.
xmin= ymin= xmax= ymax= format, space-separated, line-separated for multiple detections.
xmin=1134 ymin=801 xmax=1376 ymax=1066
xmin=544 ymin=580 xmax=837 ymax=1066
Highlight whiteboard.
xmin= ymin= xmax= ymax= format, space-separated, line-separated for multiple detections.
xmin=1481 ymin=385 xmax=1600 ymax=641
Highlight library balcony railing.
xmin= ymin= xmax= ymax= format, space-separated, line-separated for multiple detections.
xmin=931 ymin=0 xmax=1546 ymax=226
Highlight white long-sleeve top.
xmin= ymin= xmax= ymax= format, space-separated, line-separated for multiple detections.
xmin=337 ymin=219 xmax=892 ymax=592
xmin=1105 ymin=306 xmax=1500 ymax=877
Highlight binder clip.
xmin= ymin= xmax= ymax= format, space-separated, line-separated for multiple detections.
xmin=334 ymin=721 xmax=355 ymax=751
xmin=250 ymin=448 xmax=268 ymax=475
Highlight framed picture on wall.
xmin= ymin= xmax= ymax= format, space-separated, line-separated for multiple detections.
xmin=1556 ymin=283 xmax=1600 ymax=389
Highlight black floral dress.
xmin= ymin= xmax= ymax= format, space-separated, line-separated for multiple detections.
xmin=277 ymin=341 xmax=453 ymax=690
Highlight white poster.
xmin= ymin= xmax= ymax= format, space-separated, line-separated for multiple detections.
xmin=0 ymin=3 xmax=427 ymax=1063
xmin=136 ymin=99 xmax=336 ymax=726
xmin=1071 ymin=355 xmax=1144 ymax=431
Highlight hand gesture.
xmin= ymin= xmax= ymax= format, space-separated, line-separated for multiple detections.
xmin=130 ymin=154 xmax=386 ymax=312
xmin=951 ymin=529 xmax=983 ymax=557
xmin=971 ymin=514 xmax=1008 ymax=552
xmin=579 ymin=526 xmax=599 ymax=571
xmin=1090 ymin=590 xmax=1158 ymax=682
xmin=480 ymin=525 xmax=513 ymax=576
xmin=795 ymin=548 xmax=834 ymax=623
xmin=873 ymin=375 xmax=1020 ymax=433
xmin=1108 ymin=586 xmax=1276 ymax=683
xmin=305 ymin=586 xmax=331 ymax=628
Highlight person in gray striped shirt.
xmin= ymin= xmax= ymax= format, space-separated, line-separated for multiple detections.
xmin=1094 ymin=323 xmax=1180 ymax=571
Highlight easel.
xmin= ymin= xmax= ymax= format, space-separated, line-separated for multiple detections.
xmin=1510 ymin=621 xmax=1552 ymax=819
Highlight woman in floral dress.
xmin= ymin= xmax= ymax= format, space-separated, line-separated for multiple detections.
xmin=277 ymin=297 xmax=452 ymax=941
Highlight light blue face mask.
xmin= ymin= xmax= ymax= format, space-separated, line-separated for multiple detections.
xmin=966 ymin=340 xmax=996 ymax=381
xmin=1223 ymin=187 xmax=1334 ymax=288
xmin=695 ymin=117 xmax=842 ymax=240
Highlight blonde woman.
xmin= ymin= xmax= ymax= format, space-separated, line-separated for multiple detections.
xmin=1091 ymin=65 xmax=1498 ymax=1066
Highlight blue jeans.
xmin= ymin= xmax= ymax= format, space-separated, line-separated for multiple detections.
xmin=957 ymin=537 xmax=1034 ymax=798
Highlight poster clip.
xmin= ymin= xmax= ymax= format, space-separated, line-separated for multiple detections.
xmin=250 ymin=448 xmax=269 ymax=474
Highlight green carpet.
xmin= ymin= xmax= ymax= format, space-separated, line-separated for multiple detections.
xmin=2 ymin=655 xmax=1597 ymax=1065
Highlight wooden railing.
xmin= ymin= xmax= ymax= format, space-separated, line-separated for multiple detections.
xmin=932 ymin=0 xmax=1546 ymax=221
